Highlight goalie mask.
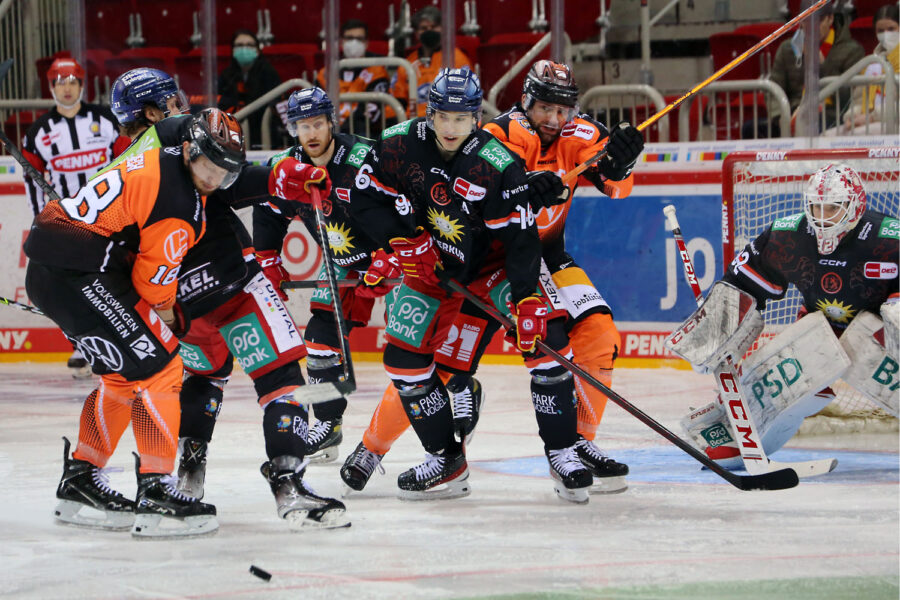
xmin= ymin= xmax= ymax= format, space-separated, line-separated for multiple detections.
xmin=803 ymin=163 xmax=867 ymax=255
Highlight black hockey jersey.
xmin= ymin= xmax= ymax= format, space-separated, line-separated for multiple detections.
xmin=21 ymin=103 xmax=123 ymax=215
xmin=254 ymin=132 xmax=380 ymax=272
xmin=724 ymin=210 xmax=900 ymax=330
xmin=350 ymin=118 xmax=541 ymax=303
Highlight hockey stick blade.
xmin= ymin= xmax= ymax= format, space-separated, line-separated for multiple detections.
xmin=768 ymin=457 xmax=837 ymax=478
xmin=444 ymin=279 xmax=798 ymax=491
xmin=292 ymin=380 xmax=355 ymax=405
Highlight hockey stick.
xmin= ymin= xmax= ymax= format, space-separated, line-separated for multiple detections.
xmin=282 ymin=277 xmax=401 ymax=290
xmin=560 ymin=0 xmax=832 ymax=185
xmin=445 ymin=279 xmax=798 ymax=491
xmin=0 ymin=59 xmax=63 ymax=203
xmin=292 ymin=186 xmax=357 ymax=405
xmin=663 ymin=205 xmax=836 ymax=478
xmin=0 ymin=296 xmax=45 ymax=316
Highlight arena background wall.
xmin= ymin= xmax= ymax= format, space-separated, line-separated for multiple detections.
xmin=0 ymin=134 xmax=894 ymax=366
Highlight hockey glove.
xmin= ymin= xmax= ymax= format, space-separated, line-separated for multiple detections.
xmin=156 ymin=301 xmax=191 ymax=339
xmin=269 ymin=157 xmax=332 ymax=203
xmin=388 ymin=228 xmax=442 ymax=287
xmin=507 ymin=295 xmax=548 ymax=353
xmin=526 ymin=171 xmax=570 ymax=208
xmin=598 ymin=121 xmax=644 ymax=181
xmin=357 ymin=249 xmax=401 ymax=299
xmin=255 ymin=249 xmax=290 ymax=301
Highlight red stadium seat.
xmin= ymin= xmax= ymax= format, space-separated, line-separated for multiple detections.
xmin=852 ymin=0 xmax=887 ymax=19
xmin=476 ymin=0 xmax=535 ymax=44
xmin=849 ymin=16 xmax=877 ymax=55
xmin=4 ymin=110 xmax=45 ymax=146
xmin=134 ymin=0 xmax=199 ymax=52
xmin=262 ymin=44 xmax=320 ymax=83
xmin=456 ymin=36 xmax=480 ymax=67
xmin=342 ymin=0 xmax=390 ymax=41
xmin=732 ymin=21 xmax=785 ymax=40
xmin=563 ymin=0 xmax=606 ymax=44
xmin=105 ymin=47 xmax=181 ymax=81
xmin=217 ymin=0 xmax=262 ymax=44
xmin=479 ymin=32 xmax=546 ymax=110
xmin=174 ymin=46 xmax=232 ymax=102
xmin=266 ymin=0 xmax=322 ymax=45
xmin=85 ymin=0 xmax=135 ymax=52
xmin=709 ymin=32 xmax=766 ymax=80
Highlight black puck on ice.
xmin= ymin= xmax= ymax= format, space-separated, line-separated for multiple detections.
xmin=249 ymin=565 xmax=272 ymax=581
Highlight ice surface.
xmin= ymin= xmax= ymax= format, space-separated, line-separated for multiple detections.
xmin=0 ymin=362 xmax=896 ymax=599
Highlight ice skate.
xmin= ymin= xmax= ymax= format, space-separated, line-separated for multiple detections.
xmin=546 ymin=445 xmax=592 ymax=504
xmin=574 ymin=436 xmax=629 ymax=494
xmin=53 ymin=437 xmax=134 ymax=530
xmin=66 ymin=350 xmax=92 ymax=379
xmin=339 ymin=442 xmax=385 ymax=495
xmin=397 ymin=449 xmax=470 ymax=501
xmin=261 ymin=455 xmax=350 ymax=530
xmin=131 ymin=453 xmax=218 ymax=539
xmin=306 ymin=417 xmax=342 ymax=463
xmin=450 ymin=377 xmax=485 ymax=445
xmin=176 ymin=437 xmax=208 ymax=499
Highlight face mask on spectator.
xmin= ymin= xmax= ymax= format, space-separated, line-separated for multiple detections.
xmin=342 ymin=39 xmax=366 ymax=59
xmin=420 ymin=30 xmax=441 ymax=49
xmin=877 ymin=31 xmax=899 ymax=53
xmin=234 ymin=46 xmax=258 ymax=66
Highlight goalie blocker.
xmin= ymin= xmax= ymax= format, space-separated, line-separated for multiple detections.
xmin=667 ymin=282 xmax=854 ymax=466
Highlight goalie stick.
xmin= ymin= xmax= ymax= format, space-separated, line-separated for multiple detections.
xmin=444 ymin=279 xmax=798 ymax=491
xmin=292 ymin=186 xmax=356 ymax=405
xmin=663 ymin=204 xmax=836 ymax=478
xmin=561 ymin=0 xmax=832 ymax=185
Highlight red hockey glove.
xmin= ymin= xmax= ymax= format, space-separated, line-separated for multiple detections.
xmin=507 ymin=295 xmax=548 ymax=353
xmin=268 ymin=157 xmax=332 ymax=203
xmin=255 ymin=249 xmax=290 ymax=301
xmin=357 ymin=249 xmax=401 ymax=299
xmin=388 ymin=228 xmax=442 ymax=287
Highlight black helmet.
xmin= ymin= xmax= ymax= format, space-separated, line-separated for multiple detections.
xmin=522 ymin=60 xmax=579 ymax=110
xmin=187 ymin=108 xmax=245 ymax=189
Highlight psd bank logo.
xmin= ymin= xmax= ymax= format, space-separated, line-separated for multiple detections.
xmin=386 ymin=291 xmax=438 ymax=346
xmin=222 ymin=315 xmax=277 ymax=373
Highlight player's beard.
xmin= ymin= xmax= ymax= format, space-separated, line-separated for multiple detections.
xmin=302 ymin=133 xmax=334 ymax=161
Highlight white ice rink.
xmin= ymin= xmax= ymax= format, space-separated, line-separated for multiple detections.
xmin=0 ymin=361 xmax=897 ymax=599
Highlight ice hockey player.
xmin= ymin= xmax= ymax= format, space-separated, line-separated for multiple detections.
xmin=667 ymin=163 xmax=899 ymax=467
xmin=106 ymin=68 xmax=349 ymax=531
xmin=343 ymin=67 xmax=594 ymax=503
xmin=21 ymin=56 xmax=130 ymax=377
xmin=341 ymin=61 xmax=643 ymax=496
xmin=254 ymin=86 xmax=391 ymax=464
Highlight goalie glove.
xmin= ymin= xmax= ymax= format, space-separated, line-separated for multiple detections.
xmin=597 ymin=121 xmax=644 ymax=181
xmin=357 ymin=249 xmax=401 ymax=299
xmin=526 ymin=171 xmax=569 ymax=208
xmin=255 ymin=249 xmax=290 ymax=301
xmin=388 ymin=228 xmax=442 ymax=287
xmin=507 ymin=295 xmax=548 ymax=353
xmin=268 ymin=157 xmax=332 ymax=203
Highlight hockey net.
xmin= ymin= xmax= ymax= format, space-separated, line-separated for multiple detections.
xmin=722 ymin=148 xmax=900 ymax=435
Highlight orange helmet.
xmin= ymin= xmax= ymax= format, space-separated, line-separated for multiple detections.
xmin=47 ymin=58 xmax=85 ymax=84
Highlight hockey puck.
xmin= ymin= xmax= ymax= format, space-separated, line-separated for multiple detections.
xmin=249 ymin=565 xmax=272 ymax=581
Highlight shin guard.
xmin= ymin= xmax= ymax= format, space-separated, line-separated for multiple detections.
xmin=262 ymin=396 xmax=309 ymax=460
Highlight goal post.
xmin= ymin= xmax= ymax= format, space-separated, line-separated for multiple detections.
xmin=721 ymin=147 xmax=900 ymax=434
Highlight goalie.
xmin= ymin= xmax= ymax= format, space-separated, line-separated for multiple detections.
xmin=667 ymin=163 xmax=898 ymax=467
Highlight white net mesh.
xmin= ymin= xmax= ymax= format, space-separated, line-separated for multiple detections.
xmin=724 ymin=149 xmax=900 ymax=433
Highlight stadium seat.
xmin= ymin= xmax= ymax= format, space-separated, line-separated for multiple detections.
xmin=479 ymin=32 xmax=547 ymax=110
xmin=732 ymin=22 xmax=785 ymax=40
xmin=262 ymin=43 xmax=320 ymax=83
xmin=711 ymin=92 xmax=768 ymax=140
xmin=174 ymin=46 xmax=232 ymax=102
xmin=563 ymin=0 xmax=606 ymax=44
xmin=134 ymin=0 xmax=198 ymax=52
xmin=849 ymin=16 xmax=877 ymax=55
xmin=4 ymin=110 xmax=45 ymax=146
xmin=85 ymin=0 xmax=135 ymax=52
xmin=852 ymin=0 xmax=886 ymax=19
xmin=342 ymin=0 xmax=390 ymax=41
xmin=476 ymin=0 xmax=538 ymax=43
xmin=217 ymin=0 xmax=262 ymax=43
xmin=267 ymin=1 xmax=322 ymax=45
xmin=709 ymin=32 xmax=765 ymax=80
xmin=105 ymin=47 xmax=181 ymax=81
xmin=456 ymin=36 xmax=480 ymax=67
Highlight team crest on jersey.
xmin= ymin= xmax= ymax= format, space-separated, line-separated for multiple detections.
xmin=864 ymin=262 xmax=899 ymax=279
xmin=164 ymin=229 xmax=190 ymax=264
xmin=430 ymin=182 xmax=452 ymax=206
xmin=452 ymin=177 xmax=487 ymax=202
xmin=820 ymin=272 xmax=842 ymax=294
xmin=325 ymin=222 xmax=356 ymax=255
xmin=321 ymin=197 xmax=333 ymax=217
xmin=90 ymin=122 xmax=100 ymax=136
xmin=427 ymin=207 xmax=464 ymax=243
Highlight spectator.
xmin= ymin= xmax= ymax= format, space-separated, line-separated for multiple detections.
xmin=838 ymin=3 xmax=899 ymax=134
xmin=765 ymin=2 xmax=865 ymax=135
xmin=392 ymin=5 xmax=471 ymax=118
xmin=21 ymin=56 xmax=128 ymax=378
xmin=218 ymin=29 xmax=281 ymax=149
xmin=316 ymin=19 xmax=392 ymax=137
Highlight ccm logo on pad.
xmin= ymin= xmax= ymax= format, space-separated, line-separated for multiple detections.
xmin=864 ymin=262 xmax=898 ymax=279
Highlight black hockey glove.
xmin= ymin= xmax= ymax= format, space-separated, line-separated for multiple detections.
xmin=526 ymin=171 xmax=570 ymax=208
xmin=598 ymin=121 xmax=644 ymax=181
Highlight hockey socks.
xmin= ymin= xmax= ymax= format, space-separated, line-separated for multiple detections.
xmin=74 ymin=387 xmax=132 ymax=468
xmin=179 ymin=375 xmax=225 ymax=443
xmin=397 ymin=376 xmax=459 ymax=455
xmin=306 ymin=359 xmax=349 ymax=421
xmin=262 ymin=396 xmax=309 ymax=460
xmin=530 ymin=369 xmax=579 ymax=450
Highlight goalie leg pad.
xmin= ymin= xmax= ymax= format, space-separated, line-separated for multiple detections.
xmin=680 ymin=400 xmax=741 ymax=467
xmin=665 ymin=281 xmax=764 ymax=372
xmin=880 ymin=300 xmax=899 ymax=358
xmin=840 ymin=310 xmax=900 ymax=416
xmin=739 ymin=311 xmax=851 ymax=432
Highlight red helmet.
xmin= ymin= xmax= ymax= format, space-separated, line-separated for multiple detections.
xmin=47 ymin=58 xmax=85 ymax=84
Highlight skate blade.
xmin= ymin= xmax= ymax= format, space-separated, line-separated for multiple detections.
xmin=131 ymin=513 xmax=219 ymax=539
xmin=341 ymin=484 xmax=362 ymax=498
xmin=553 ymin=482 xmax=590 ymax=504
xmin=54 ymin=499 xmax=134 ymax=531
xmin=285 ymin=508 xmax=351 ymax=530
xmin=307 ymin=446 xmax=340 ymax=464
xmin=397 ymin=479 xmax=471 ymax=501
xmin=589 ymin=476 xmax=628 ymax=495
